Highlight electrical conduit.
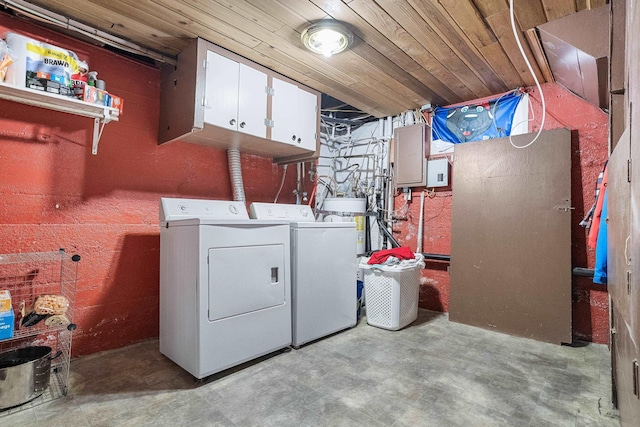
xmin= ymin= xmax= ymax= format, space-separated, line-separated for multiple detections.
xmin=417 ymin=190 xmax=425 ymax=253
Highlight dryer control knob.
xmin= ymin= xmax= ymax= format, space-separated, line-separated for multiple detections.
xmin=180 ymin=204 xmax=187 ymax=212
xmin=300 ymin=208 xmax=309 ymax=217
xmin=229 ymin=205 xmax=238 ymax=214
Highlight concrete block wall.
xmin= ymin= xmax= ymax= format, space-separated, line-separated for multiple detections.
xmin=393 ymin=83 xmax=610 ymax=343
xmin=0 ymin=13 xmax=297 ymax=356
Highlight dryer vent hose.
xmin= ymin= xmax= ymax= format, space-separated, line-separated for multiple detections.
xmin=227 ymin=149 xmax=246 ymax=203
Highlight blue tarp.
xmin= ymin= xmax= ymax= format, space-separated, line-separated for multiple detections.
xmin=594 ymin=190 xmax=608 ymax=285
xmin=432 ymin=91 xmax=523 ymax=144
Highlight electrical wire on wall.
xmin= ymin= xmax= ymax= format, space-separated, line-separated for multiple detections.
xmin=319 ymin=110 xmax=464 ymax=250
xmin=318 ymin=119 xmax=387 ymax=192
xmin=508 ymin=0 xmax=546 ymax=149
xmin=317 ymin=147 xmax=376 ymax=202
xmin=316 ymin=115 xmax=397 ymax=252
xmin=273 ymin=165 xmax=288 ymax=203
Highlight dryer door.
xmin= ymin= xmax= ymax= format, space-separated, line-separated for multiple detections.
xmin=208 ymin=244 xmax=286 ymax=321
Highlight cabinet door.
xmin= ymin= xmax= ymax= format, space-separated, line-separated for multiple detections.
xmin=271 ymin=77 xmax=299 ymax=145
xmin=204 ymin=50 xmax=239 ymax=131
xmin=609 ymin=128 xmax=631 ymax=331
xmin=297 ymin=89 xmax=318 ymax=152
xmin=238 ymin=64 xmax=267 ymax=138
xmin=450 ymin=129 xmax=572 ymax=344
xmin=393 ymin=124 xmax=427 ymax=187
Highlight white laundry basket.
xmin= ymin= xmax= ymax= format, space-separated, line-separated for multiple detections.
xmin=360 ymin=254 xmax=424 ymax=330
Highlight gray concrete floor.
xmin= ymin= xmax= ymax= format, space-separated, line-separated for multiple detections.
xmin=1 ymin=309 xmax=620 ymax=426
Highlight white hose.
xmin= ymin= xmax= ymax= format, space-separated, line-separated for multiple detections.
xmin=274 ymin=165 xmax=288 ymax=203
xmin=509 ymin=0 xmax=546 ymax=149
xmin=227 ymin=149 xmax=246 ymax=202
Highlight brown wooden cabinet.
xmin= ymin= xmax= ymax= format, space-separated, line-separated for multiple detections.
xmin=609 ymin=0 xmax=627 ymax=151
xmin=608 ymin=0 xmax=640 ymax=424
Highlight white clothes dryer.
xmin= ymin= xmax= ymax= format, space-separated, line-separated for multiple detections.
xmin=159 ymin=198 xmax=291 ymax=379
xmin=250 ymin=202 xmax=357 ymax=347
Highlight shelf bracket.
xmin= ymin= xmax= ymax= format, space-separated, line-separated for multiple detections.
xmin=91 ymin=108 xmax=114 ymax=155
xmin=92 ymin=118 xmax=100 ymax=155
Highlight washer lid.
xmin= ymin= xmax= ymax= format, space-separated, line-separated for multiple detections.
xmin=250 ymin=202 xmax=314 ymax=221
xmin=291 ymin=221 xmax=355 ymax=229
xmin=159 ymin=198 xmax=249 ymax=222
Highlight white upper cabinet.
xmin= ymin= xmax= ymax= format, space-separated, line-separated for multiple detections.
xmin=297 ymin=89 xmax=319 ymax=152
xmin=159 ymin=38 xmax=319 ymax=163
xmin=271 ymin=77 xmax=317 ymax=152
xmin=237 ymin=64 xmax=267 ymax=138
xmin=271 ymin=78 xmax=299 ymax=146
xmin=204 ymin=50 xmax=267 ymax=138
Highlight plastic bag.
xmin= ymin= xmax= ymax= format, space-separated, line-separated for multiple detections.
xmin=33 ymin=294 xmax=69 ymax=315
xmin=0 ymin=39 xmax=15 ymax=82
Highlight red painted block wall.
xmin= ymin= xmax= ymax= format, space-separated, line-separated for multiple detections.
xmin=394 ymin=83 xmax=610 ymax=344
xmin=0 ymin=13 xmax=297 ymax=356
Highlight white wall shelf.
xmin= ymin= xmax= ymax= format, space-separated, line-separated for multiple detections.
xmin=0 ymin=81 xmax=119 ymax=154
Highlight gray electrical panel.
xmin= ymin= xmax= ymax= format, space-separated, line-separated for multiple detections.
xmin=393 ymin=123 xmax=428 ymax=187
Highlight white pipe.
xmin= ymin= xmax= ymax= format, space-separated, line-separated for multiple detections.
xmin=301 ymin=162 xmax=307 ymax=202
xmin=385 ymin=158 xmax=394 ymax=249
xmin=227 ymin=149 xmax=246 ymax=203
xmin=273 ymin=165 xmax=288 ymax=203
xmin=295 ymin=163 xmax=302 ymax=204
xmin=417 ymin=190 xmax=425 ymax=253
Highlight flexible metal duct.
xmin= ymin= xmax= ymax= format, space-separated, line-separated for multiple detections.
xmin=227 ymin=149 xmax=246 ymax=202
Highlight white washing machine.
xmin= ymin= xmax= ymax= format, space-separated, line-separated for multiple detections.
xmin=159 ymin=198 xmax=291 ymax=379
xmin=250 ymin=202 xmax=357 ymax=347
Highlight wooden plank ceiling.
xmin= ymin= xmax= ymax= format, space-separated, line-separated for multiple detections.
xmin=17 ymin=0 xmax=607 ymax=118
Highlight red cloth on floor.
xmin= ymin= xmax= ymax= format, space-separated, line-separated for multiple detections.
xmin=367 ymin=246 xmax=415 ymax=265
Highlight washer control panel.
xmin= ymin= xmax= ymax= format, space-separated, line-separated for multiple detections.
xmin=160 ymin=198 xmax=248 ymax=222
xmin=250 ymin=203 xmax=315 ymax=221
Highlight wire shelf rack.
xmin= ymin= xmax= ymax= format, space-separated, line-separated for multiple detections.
xmin=0 ymin=250 xmax=79 ymax=414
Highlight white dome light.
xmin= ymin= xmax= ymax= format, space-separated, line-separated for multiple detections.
xmin=301 ymin=21 xmax=353 ymax=57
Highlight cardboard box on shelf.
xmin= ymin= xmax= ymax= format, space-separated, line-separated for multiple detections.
xmin=0 ymin=290 xmax=11 ymax=312
xmin=83 ymin=85 xmax=124 ymax=116
xmin=83 ymin=85 xmax=96 ymax=104
xmin=0 ymin=309 xmax=14 ymax=340
xmin=83 ymin=85 xmax=108 ymax=105
xmin=110 ymin=95 xmax=124 ymax=116
xmin=82 ymin=85 xmax=124 ymax=116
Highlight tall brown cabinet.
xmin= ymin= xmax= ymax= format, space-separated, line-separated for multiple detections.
xmin=608 ymin=0 xmax=640 ymax=424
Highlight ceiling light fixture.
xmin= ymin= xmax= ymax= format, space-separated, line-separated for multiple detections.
xmin=301 ymin=21 xmax=353 ymax=57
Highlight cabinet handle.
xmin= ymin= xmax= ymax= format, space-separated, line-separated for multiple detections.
xmin=291 ymin=135 xmax=296 ymax=141
xmin=230 ymin=119 xmax=236 ymax=126
xmin=240 ymin=122 xmax=246 ymax=128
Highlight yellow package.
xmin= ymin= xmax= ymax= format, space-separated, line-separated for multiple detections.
xmin=0 ymin=290 xmax=11 ymax=313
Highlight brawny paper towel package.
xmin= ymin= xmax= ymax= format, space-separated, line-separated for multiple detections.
xmin=5 ymin=32 xmax=80 ymax=96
